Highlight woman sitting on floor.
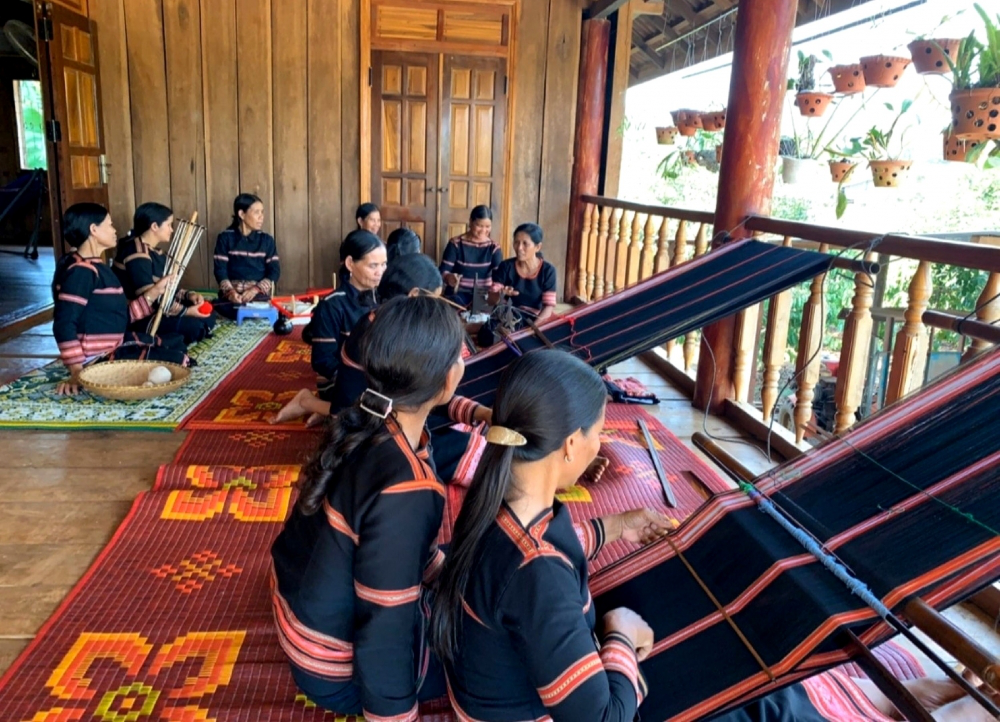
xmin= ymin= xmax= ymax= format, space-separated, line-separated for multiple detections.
xmin=212 ymin=193 xmax=280 ymax=319
xmin=356 ymin=202 xmax=382 ymax=236
xmin=386 ymin=227 xmax=422 ymax=262
xmin=430 ymin=350 xmax=994 ymax=722
xmin=52 ymin=203 xmax=189 ymax=396
xmin=303 ymin=230 xmax=385 ymax=400
xmin=488 ymin=222 xmax=558 ymax=323
xmin=270 ymin=295 xmax=465 ymax=718
xmin=439 ymin=205 xmax=502 ymax=307
xmin=113 ymin=202 xmax=216 ymax=345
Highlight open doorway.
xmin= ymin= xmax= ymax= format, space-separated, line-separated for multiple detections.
xmin=0 ymin=0 xmax=54 ymax=335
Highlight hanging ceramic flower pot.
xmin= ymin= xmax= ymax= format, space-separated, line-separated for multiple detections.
xmin=860 ymin=55 xmax=912 ymax=88
xmin=907 ymin=38 xmax=961 ymax=75
xmin=829 ymin=64 xmax=866 ymax=94
xmin=682 ymin=150 xmax=698 ymax=165
xmin=949 ymin=88 xmax=1000 ymax=140
xmin=942 ymin=129 xmax=987 ymax=162
xmin=828 ymin=160 xmax=856 ymax=182
xmin=795 ymin=92 xmax=835 ymax=117
xmin=676 ymin=110 xmax=703 ymax=137
xmin=781 ymin=157 xmax=823 ymax=185
xmin=868 ymin=160 xmax=912 ymax=188
xmin=656 ymin=126 xmax=679 ymax=145
xmin=700 ymin=109 xmax=726 ymax=132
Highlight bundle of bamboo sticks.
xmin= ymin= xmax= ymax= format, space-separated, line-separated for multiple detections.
xmin=148 ymin=212 xmax=206 ymax=337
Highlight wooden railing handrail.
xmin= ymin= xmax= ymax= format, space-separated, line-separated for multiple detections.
xmin=745 ymin=216 xmax=1000 ymax=273
xmin=581 ymin=195 xmax=716 ymax=225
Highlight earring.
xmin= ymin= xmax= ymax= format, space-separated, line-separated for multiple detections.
xmin=564 ymin=455 xmax=572 ymax=463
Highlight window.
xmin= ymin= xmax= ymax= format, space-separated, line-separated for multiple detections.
xmin=13 ymin=79 xmax=47 ymax=170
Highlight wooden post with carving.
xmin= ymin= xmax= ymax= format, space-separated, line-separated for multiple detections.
xmin=615 ymin=210 xmax=633 ymax=291
xmin=693 ymin=0 xmax=798 ymax=413
xmin=640 ymin=214 xmax=657 ymax=280
xmin=579 ymin=203 xmax=595 ymax=299
xmin=761 ymin=237 xmax=794 ymax=421
xmin=655 ymin=216 xmax=671 ymax=275
xmin=627 ymin=211 xmax=643 ymax=287
xmin=794 ymin=244 xmax=830 ymax=444
xmin=833 ymin=251 xmax=876 ymax=433
xmin=885 ymin=261 xmax=933 ymax=405
xmin=593 ymin=205 xmax=611 ymax=300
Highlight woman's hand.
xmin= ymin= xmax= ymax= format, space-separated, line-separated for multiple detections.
xmin=185 ymin=304 xmax=212 ymax=318
xmin=240 ymin=286 xmax=261 ymax=304
xmin=603 ymin=607 xmax=655 ymax=662
xmin=55 ymin=365 xmax=83 ymax=396
xmin=473 ymin=406 xmax=493 ymax=425
xmin=442 ymin=272 xmax=460 ymax=289
xmin=606 ymin=508 xmax=673 ymax=546
xmin=499 ymin=285 xmax=519 ymax=297
xmin=148 ymin=274 xmax=178 ymax=301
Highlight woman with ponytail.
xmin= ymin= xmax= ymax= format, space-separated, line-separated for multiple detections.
xmin=212 ymin=193 xmax=280 ymax=319
xmin=431 ymin=349 xmax=671 ymax=722
xmin=113 ymin=202 xmax=216 ymax=344
xmin=304 ymin=230 xmax=385 ymax=396
xmin=271 ymin=295 xmax=464 ymax=718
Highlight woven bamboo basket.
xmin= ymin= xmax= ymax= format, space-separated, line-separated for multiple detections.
xmin=79 ymin=361 xmax=191 ymax=401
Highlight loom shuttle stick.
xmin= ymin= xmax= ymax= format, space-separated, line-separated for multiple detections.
xmin=844 ymin=631 xmax=936 ymax=722
xmin=638 ymin=418 xmax=677 ymax=508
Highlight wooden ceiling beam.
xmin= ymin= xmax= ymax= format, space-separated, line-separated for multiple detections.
xmin=585 ymin=0 xmax=630 ymax=20
xmin=669 ymin=0 xmax=703 ymax=27
xmin=633 ymin=34 xmax=667 ymax=68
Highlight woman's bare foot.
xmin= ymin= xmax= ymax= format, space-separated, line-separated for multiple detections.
xmin=931 ymin=695 xmax=1000 ymax=721
xmin=271 ymin=388 xmax=314 ymax=424
xmin=306 ymin=412 xmax=326 ymax=428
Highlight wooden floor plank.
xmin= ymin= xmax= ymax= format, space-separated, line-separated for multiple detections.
xmin=1 ymin=431 xmax=184 ymax=468
xmin=0 ymin=586 xmax=75 ymax=636
xmin=0 ymin=468 xmax=154 ymax=502
xmin=0 ymin=543 xmax=103 ymax=588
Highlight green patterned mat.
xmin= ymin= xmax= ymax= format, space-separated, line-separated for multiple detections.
xmin=0 ymin=321 xmax=271 ymax=431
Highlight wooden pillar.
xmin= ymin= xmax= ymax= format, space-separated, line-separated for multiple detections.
xmin=565 ymin=19 xmax=611 ymax=298
xmin=692 ymin=0 xmax=798 ymax=414
xmin=604 ymin=2 xmax=635 ymax=198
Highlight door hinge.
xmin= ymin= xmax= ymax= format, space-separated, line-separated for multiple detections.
xmin=39 ymin=17 xmax=53 ymax=42
xmin=46 ymin=119 xmax=61 ymax=142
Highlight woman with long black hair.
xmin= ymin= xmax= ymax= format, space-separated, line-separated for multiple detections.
xmin=489 ymin=222 xmax=558 ymax=323
xmin=356 ymin=202 xmax=382 ymax=236
xmin=431 ymin=349 xmax=670 ymax=721
xmin=212 ymin=193 xmax=280 ymax=319
xmin=304 ymin=230 xmax=386 ymax=396
xmin=52 ymin=203 xmax=189 ymax=396
xmin=439 ymin=204 xmax=502 ymax=307
xmin=271 ymin=295 xmax=465 ymax=719
xmin=113 ymin=202 xmax=216 ymax=344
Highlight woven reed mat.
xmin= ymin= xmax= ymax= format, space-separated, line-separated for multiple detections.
xmin=0 ymin=321 xmax=268 ymax=431
xmin=172 ymin=428 xmax=323 ymax=466
xmin=182 ymin=327 xmax=318 ymax=431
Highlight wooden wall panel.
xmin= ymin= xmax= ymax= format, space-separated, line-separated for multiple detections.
xmin=163 ymin=0 xmax=209 ymax=288
xmin=341 ymin=0 xmax=363 ymax=241
xmin=122 ymin=0 xmax=170 ymax=211
xmin=271 ymin=0 xmax=310 ymax=291
xmin=537 ymin=0 xmax=585 ymax=284
xmin=199 ymin=0 xmax=239 ymax=285
xmin=89 ymin=0 xmax=135 ymax=232
xmin=235 ymin=0 xmax=274 ymax=233
xmin=308 ymin=0 xmax=344 ymax=288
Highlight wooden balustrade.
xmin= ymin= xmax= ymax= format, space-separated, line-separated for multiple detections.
xmin=572 ymin=196 xmax=1000 ymax=443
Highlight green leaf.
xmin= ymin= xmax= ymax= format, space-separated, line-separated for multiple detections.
xmin=836 ymin=188 xmax=849 ymax=219
xmin=822 ymin=49 xmax=834 ymax=61
xmin=884 ymin=102 xmax=895 ymax=112
xmin=901 ymin=99 xmax=913 ymax=113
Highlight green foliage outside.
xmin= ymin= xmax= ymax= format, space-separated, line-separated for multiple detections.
xmin=15 ymin=80 xmax=47 ymax=171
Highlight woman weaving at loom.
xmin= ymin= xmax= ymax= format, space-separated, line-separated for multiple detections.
xmin=113 ymin=202 xmax=216 ymax=345
xmin=488 ymin=222 xmax=558 ymax=323
xmin=431 ymin=349 xmax=997 ymax=722
xmin=440 ymin=205 xmax=503 ymax=307
xmin=212 ymin=193 xmax=280 ymax=319
xmin=270 ymin=295 xmax=464 ymax=718
xmin=52 ymin=203 xmax=190 ymax=396
xmin=302 ymin=230 xmax=385 ymax=400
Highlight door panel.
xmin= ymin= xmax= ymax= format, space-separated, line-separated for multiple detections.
xmin=438 ymin=55 xmax=506 ymax=258
xmin=37 ymin=2 xmax=109 ymax=249
xmin=371 ymin=51 xmax=438 ymax=253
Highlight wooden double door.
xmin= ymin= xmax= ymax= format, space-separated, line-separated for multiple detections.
xmin=372 ymin=51 xmax=507 ymax=259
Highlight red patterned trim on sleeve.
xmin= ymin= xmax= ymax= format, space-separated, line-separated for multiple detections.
xmin=537 ymin=652 xmax=603 ymax=707
xmin=362 ymin=704 xmax=419 ymax=722
xmin=600 ymin=633 xmax=644 ymax=705
xmin=354 ymin=581 xmax=421 ymax=607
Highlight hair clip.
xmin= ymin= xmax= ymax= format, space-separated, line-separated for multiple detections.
xmin=359 ymin=388 xmax=393 ymax=419
xmin=486 ymin=425 xmax=528 ymax=447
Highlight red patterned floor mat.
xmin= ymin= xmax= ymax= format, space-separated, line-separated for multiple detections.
xmin=172 ymin=428 xmax=322 ymax=465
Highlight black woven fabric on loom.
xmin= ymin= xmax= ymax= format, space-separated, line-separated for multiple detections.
xmin=588 ymin=346 xmax=1000 ymax=721
xmin=455 ymin=239 xmax=833 ymax=407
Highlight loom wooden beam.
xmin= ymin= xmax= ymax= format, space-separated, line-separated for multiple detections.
xmin=693 ymin=0 xmax=798 ymax=414
xmin=905 ymin=598 xmax=1000 ymax=690
xmin=923 ymin=310 xmax=1000 ymax=346
xmin=565 ymin=19 xmax=611 ymax=298
xmin=845 ymin=631 xmax=937 ymax=722
xmin=692 ymin=432 xmax=756 ymax=483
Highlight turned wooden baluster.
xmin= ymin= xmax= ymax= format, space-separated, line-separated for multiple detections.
xmin=794 ymin=243 xmax=830 ymax=444
xmin=682 ymin=224 xmax=709 ymax=371
xmin=667 ymin=221 xmax=688 ymax=363
xmin=640 ymin=214 xmax=658 ymax=281
xmin=733 ymin=303 xmax=762 ymax=403
xmin=600 ymin=208 xmax=619 ymax=298
xmin=885 ymin=261 xmax=933 ymax=405
xmin=580 ymin=203 xmax=596 ymax=300
xmin=614 ymin=211 xmax=633 ymax=291
xmin=626 ymin=212 xmax=643 ymax=288
xmin=654 ymin=217 xmax=671 ymax=275
xmin=833 ymin=251 xmax=877 ymax=433
xmin=962 ymin=271 xmax=1000 ymax=362
xmin=591 ymin=206 xmax=611 ymax=300
xmin=760 ymin=237 xmax=794 ymax=422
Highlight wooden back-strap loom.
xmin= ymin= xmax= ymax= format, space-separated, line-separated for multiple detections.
xmin=147 ymin=213 xmax=207 ymax=337
xmin=453 ymin=239 xmax=858 ymax=407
